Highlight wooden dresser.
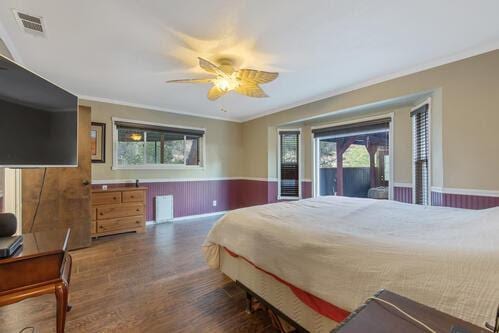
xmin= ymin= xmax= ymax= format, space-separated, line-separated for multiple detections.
xmin=91 ymin=187 xmax=147 ymax=237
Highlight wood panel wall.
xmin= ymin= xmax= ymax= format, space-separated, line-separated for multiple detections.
xmin=22 ymin=106 xmax=92 ymax=249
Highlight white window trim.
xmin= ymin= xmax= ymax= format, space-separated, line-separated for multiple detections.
xmin=277 ymin=128 xmax=302 ymax=200
xmin=411 ymin=97 xmax=432 ymax=205
xmin=311 ymin=113 xmax=394 ymax=200
xmin=112 ymin=117 xmax=206 ymax=170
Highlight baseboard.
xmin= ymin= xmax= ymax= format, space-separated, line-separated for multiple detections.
xmin=173 ymin=210 xmax=228 ymax=221
xmin=145 ymin=210 xmax=228 ymax=225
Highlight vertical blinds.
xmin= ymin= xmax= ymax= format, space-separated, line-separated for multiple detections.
xmin=279 ymin=131 xmax=300 ymax=198
xmin=411 ymin=104 xmax=429 ymax=205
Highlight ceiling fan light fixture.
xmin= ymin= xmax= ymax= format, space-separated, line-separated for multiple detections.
xmin=166 ymin=57 xmax=278 ymax=100
xmin=214 ymin=75 xmax=239 ymax=92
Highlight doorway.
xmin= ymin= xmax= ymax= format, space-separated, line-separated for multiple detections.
xmin=313 ymin=117 xmax=392 ymax=200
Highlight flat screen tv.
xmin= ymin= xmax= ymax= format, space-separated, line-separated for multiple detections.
xmin=0 ymin=55 xmax=78 ymax=167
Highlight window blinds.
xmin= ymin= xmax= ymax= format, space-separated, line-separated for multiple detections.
xmin=312 ymin=118 xmax=391 ymax=138
xmin=279 ymin=131 xmax=300 ymax=198
xmin=411 ymin=104 xmax=429 ymax=205
xmin=115 ymin=121 xmax=205 ymax=137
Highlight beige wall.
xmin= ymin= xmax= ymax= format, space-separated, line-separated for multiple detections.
xmin=83 ymin=100 xmax=243 ymax=181
xmin=241 ymin=50 xmax=499 ymax=191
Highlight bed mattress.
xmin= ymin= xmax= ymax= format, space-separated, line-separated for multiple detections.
xmin=204 ymin=196 xmax=499 ymax=326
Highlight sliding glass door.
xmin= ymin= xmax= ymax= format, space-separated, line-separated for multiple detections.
xmin=314 ymin=118 xmax=391 ymax=200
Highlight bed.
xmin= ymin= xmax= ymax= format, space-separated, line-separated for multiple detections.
xmin=203 ymin=196 xmax=499 ymax=331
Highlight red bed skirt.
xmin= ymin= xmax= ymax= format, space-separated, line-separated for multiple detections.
xmin=223 ymin=247 xmax=350 ymax=323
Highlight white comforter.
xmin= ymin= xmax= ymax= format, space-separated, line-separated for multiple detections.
xmin=203 ymin=196 xmax=499 ymax=326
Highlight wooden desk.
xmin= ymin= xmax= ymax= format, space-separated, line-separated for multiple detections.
xmin=332 ymin=290 xmax=487 ymax=333
xmin=0 ymin=229 xmax=72 ymax=333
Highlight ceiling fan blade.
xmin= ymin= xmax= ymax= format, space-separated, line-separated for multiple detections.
xmin=198 ymin=57 xmax=225 ymax=76
xmin=166 ymin=78 xmax=213 ymax=84
xmin=207 ymin=86 xmax=227 ymax=100
xmin=237 ymin=69 xmax=279 ymax=84
xmin=235 ymin=83 xmax=268 ymax=98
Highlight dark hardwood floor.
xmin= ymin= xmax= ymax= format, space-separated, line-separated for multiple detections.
xmin=0 ymin=216 xmax=277 ymax=333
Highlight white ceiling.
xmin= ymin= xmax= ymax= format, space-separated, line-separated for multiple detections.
xmin=1 ymin=1 xmax=499 ymax=122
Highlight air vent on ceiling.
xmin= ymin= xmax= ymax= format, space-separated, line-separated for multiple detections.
xmin=13 ymin=10 xmax=45 ymax=36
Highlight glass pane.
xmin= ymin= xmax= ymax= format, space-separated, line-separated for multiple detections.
xmin=384 ymin=155 xmax=390 ymax=181
xmin=343 ymin=144 xmax=369 ymax=167
xmin=145 ymin=130 xmax=162 ymax=164
xmin=318 ymin=132 xmax=389 ymax=199
xmin=185 ymin=136 xmax=199 ymax=166
xmin=164 ymin=134 xmax=185 ymax=165
xmin=281 ymin=134 xmax=298 ymax=163
xmin=319 ymin=140 xmax=337 ymax=168
xmin=117 ymin=128 xmax=145 ymax=166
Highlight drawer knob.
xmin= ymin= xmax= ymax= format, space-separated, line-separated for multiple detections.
xmin=136 ymin=221 xmax=140 ymax=224
xmin=99 ymin=225 xmax=103 ymax=229
xmin=99 ymin=212 xmax=103 ymax=215
xmin=131 ymin=196 xmax=134 ymax=198
xmin=113 ymin=197 xmax=117 ymax=200
xmin=136 ymin=209 xmax=139 ymax=212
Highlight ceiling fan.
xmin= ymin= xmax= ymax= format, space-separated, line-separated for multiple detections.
xmin=166 ymin=57 xmax=278 ymax=100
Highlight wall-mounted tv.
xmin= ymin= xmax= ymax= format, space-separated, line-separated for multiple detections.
xmin=0 ymin=55 xmax=77 ymax=167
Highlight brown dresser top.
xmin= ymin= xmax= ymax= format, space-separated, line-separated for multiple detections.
xmin=92 ymin=187 xmax=148 ymax=193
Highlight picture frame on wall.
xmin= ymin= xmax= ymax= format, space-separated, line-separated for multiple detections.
xmin=91 ymin=122 xmax=106 ymax=163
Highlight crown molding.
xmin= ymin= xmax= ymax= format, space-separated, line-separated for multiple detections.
xmin=78 ymin=95 xmax=242 ymax=123
xmin=240 ymin=41 xmax=499 ymax=123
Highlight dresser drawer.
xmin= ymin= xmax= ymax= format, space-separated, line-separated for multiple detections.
xmin=92 ymin=192 xmax=122 ymax=206
xmin=122 ymin=190 xmax=145 ymax=203
xmin=97 ymin=216 xmax=144 ymax=233
xmin=96 ymin=204 xmax=144 ymax=220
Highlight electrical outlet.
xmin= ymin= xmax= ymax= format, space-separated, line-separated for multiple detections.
xmin=212 ymin=200 xmax=217 ymax=207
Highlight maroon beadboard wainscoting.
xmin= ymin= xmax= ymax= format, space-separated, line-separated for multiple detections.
xmin=394 ymin=187 xmax=413 ymax=204
xmin=92 ymin=179 xmax=313 ymax=221
xmin=93 ymin=181 xmax=498 ymax=221
xmin=394 ymin=186 xmax=499 ymax=209
xmin=302 ymin=181 xmax=313 ymax=199
xmin=94 ymin=180 xmax=240 ymax=221
xmin=431 ymin=191 xmax=499 ymax=209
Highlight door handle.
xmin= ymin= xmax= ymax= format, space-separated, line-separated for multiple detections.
xmin=82 ymin=180 xmax=90 ymax=186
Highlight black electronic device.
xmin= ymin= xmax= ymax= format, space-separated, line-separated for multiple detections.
xmin=0 ymin=54 xmax=78 ymax=167
xmin=0 ymin=235 xmax=23 ymax=258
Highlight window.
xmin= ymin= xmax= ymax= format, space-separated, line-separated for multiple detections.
xmin=114 ymin=120 xmax=204 ymax=169
xmin=313 ymin=118 xmax=391 ymax=198
xmin=278 ymin=130 xmax=300 ymax=198
xmin=411 ymin=104 xmax=429 ymax=205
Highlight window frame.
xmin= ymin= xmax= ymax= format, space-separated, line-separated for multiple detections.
xmin=112 ymin=117 xmax=206 ymax=170
xmin=311 ymin=113 xmax=394 ymax=199
xmin=277 ymin=128 xmax=302 ymax=200
xmin=411 ymin=98 xmax=432 ymax=205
